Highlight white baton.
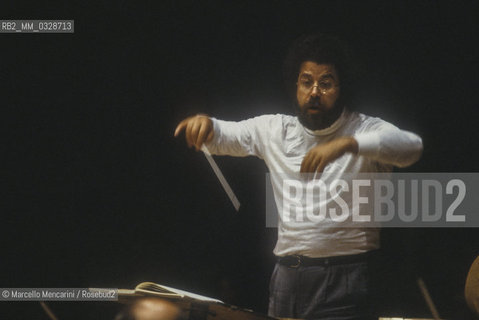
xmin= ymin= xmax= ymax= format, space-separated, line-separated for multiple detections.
xmin=201 ymin=145 xmax=241 ymax=212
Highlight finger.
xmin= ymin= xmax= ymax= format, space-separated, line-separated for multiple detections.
xmin=185 ymin=120 xmax=194 ymax=148
xmin=196 ymin=121 xmax=210 ymax=149
xmin=300 ymin=154 xmax=310 ymax=173
xmin=309 ymin=156 xmax=321 ymax=173
xmin=316 ymin=160 xmax=326 ymax=173
xmin=190 ymin=120 xmax=201 ymax=150
xmin=174 ymin=119 xmax=188 ymax=137
xmin=206 ymin=129 xmax=214 ymax=143
xmin=302 ymin=152 xmax=315 ymax=173
xmin=301 ymin=153 xmax=320 ymax=173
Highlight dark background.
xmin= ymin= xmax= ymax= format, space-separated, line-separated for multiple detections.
xmin=1 ymin=1 xmax=478 ymax=319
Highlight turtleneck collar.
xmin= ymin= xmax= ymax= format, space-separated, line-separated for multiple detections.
xmin=301 ymin=108 xmax=349 ymax=136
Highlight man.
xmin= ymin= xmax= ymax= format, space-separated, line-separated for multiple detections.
xmin=174 ymin=33 xmax=422 ymax=320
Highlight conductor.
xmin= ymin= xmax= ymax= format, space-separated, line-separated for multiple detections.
xmin=175 ymin=33 xmax=423 ymax=320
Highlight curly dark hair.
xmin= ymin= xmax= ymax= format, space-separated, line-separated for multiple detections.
xmin=283 ymin=33 xmax=358 ymax=109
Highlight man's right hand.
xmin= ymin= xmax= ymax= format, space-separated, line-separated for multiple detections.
xmin=174 ymin=114 xmax=214 ymax=151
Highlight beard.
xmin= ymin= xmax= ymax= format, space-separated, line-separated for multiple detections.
xmin=294 ymin=97 xmax=344 ymax=131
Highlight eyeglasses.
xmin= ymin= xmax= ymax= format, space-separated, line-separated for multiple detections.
xmin=297 ymin=76 xmax=339 ymax=95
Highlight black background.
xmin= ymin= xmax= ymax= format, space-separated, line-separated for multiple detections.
xmin=1 ymin=1 xmax=478 ymax=319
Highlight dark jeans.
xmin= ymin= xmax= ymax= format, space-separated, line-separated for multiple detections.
xmin=268 ymin=254 xmax=377 ymax=320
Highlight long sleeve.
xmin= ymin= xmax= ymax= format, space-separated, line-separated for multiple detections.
xmin=354 ymin=117 xmax=423 ymax=168
xmin=204 ymin=115 xmax=279 ymax=159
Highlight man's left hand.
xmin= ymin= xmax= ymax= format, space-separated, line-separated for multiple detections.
xmin=300 ymin=137 xmax=358 ymax=173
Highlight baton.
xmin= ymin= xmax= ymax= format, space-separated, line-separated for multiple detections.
xmin=201 ymin=145 xmax=241 ymax=212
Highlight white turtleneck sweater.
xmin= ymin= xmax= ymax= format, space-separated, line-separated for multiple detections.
xmin=205 ymin=109 xmax=423 ymax=257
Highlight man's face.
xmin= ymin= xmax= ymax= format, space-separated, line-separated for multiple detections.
xmin=295 ymin=61 xmax=341 ymax=130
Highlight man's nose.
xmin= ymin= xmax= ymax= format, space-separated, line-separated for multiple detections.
xmin=310 ymin=85 xmax=320 ymax=97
